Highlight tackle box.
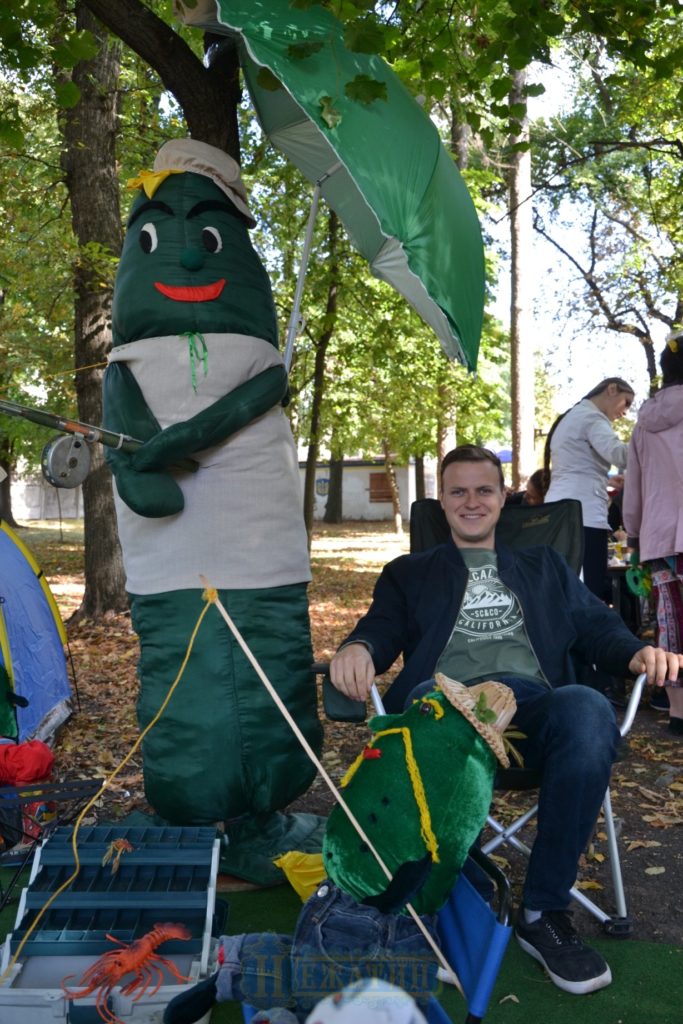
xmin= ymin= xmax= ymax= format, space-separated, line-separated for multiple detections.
xmin=0 ymin=824 xmax=222 ymax=1023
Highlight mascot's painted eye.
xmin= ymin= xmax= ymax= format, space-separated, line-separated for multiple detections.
xmin=419 ymin=701 xmax=433 ymax=716
xmin=139 ymin=223 xmax=158 ymax=254
xmin=202 ymin=226 xmax=223 ymax=253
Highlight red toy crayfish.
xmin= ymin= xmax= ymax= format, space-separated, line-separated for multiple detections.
xmin=62 ymin=922 xmax=191 ymax=1024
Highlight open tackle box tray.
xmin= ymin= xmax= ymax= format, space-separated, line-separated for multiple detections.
xmin=0 ymin=824 xmax=222 ymax=1023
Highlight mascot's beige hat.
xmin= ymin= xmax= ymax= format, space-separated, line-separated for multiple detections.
xmin=434 ymin=672 xmax=517 ymax=768
xmin=132 ymin=138 xmax=256 ymax=227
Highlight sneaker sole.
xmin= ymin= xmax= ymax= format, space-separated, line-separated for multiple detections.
xmin=515 ymin=933 xmax=612 ymax=995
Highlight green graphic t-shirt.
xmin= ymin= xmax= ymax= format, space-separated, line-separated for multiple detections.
xmin=435 ymin=548 xmax=547 ymax=686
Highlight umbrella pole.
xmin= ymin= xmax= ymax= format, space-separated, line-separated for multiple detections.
xmin=283 ymin=181 xmax=321 ymax=372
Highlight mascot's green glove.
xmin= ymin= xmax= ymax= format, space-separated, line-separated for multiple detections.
xmin=103 ymin=362 xmax=185 ymax=518
xmin=131 ymin=364 xmax=288 ymax=472
xmin=323 ymin=674 xmax=517 ymax=915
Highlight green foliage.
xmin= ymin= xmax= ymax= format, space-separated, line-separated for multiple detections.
xmin=319 ymin=95 xmax=343 ymax=128
xmin=344 ymin=74 xmax=387 ymax=104
xmin=255 ymin=67 xmax=283 ymax=91
xmin=52 ymin=28 xmax=99 ymax=69
xmin=343 ymin=18 xmax=384 ymax=55
xmin=53 ymin=80 xmax=81 ymax=108
xmin=529 ymin=25 xmax=683 ymax=361
xmin=288 ymin=39 xmax=326 ymax=60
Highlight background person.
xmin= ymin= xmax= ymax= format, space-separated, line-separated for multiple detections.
xmin=506 ymin=468 xmax=549 ymax=507
xmin=543 ymin=378 xmax=634 ymax=598
xmin=623 ymin=336 xmax=683 ymax=734
xmin=330 ymin=445 xmax=682 ymax=997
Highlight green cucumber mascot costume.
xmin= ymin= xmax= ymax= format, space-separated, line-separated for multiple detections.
xmin=103 ymin=139 xmax=323 ymax=874
xmin=163 ymin=676 xmax=517 ymax=1022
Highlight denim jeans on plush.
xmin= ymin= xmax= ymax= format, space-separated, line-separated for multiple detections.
xmin=215 ymin=881 xmax=439 ymax=1020
xmin=406 ymin=676 xmax=620 ymax=912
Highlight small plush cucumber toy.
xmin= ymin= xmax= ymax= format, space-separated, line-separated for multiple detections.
xmin=323 ymin=675 xmax=516 ymax=914
xmin=102 ymin=140 xmax=322 ymax=853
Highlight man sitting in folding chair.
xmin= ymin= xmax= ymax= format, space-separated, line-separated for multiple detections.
xmin=330 ymin=444 xmax=683 ymax=997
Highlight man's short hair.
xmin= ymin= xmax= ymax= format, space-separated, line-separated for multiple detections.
xmin=440 ymin=444 xmax=505 ymax=490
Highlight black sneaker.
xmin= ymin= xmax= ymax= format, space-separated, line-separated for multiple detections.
xmin=515 ymin=909 xmax=612 ymax=994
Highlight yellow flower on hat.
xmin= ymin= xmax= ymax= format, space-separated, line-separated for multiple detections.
xmin=127 ymin=168 xmax=183 ymax=198
xmin=665 ymin=326 xmax=683 ymax=353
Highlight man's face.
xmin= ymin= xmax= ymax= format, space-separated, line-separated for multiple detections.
xmin=440 ymin=460 xmax=505 ymax=549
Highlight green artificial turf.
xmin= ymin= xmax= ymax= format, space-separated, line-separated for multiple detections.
xmin=2 ymin=870 xmax=680 ymax=1024
xmin=208 ymin=889 xmax=683 ymax=1024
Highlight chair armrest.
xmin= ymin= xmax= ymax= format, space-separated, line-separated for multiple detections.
xmin=620 ymin=672 xmax=646 ymax=738
xmin=314 ymin=661 xmax=385 ymax=722
xmin=322 ymin=675 xmax=368 ymax=722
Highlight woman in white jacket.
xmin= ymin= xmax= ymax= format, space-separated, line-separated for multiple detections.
xmin=544 ymin=378 xmax=635 ymax=598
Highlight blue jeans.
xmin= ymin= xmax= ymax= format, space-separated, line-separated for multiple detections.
xmin=492 ymin=677 xmax=619 ymax=911
xmin=214 ymin=881 xmax=438 ymax=1020
xmin=408 ymin=677 xmax=620 ymax=912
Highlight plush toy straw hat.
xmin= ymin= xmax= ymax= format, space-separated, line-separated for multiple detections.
xmin=434 ymin=673 xmax=517 ymax=768
xmin=129 ymin=138 xmax=256 ymax=227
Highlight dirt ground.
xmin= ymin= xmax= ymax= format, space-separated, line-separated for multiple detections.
xmin=21 ymin=520 xmax=683 ymax=949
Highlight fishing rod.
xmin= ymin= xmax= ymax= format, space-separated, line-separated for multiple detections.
xmin=0 ymin=398 xmax=198 ymax=487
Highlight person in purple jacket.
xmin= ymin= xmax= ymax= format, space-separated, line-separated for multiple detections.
xmin=624 ymin=336 xmax=683 ymax=735
xmin=330 ymin=444 xmax=683 ymax=998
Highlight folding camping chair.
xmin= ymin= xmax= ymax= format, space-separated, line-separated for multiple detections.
xmin=408 ymin=497 xmax=645 ymax=936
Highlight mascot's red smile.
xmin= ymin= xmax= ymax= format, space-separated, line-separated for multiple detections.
xmin=154 ymin=279 xmax=226 ymax=302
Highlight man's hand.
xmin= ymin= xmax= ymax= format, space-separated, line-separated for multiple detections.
xmin=628 ymin=646 xmax=683 ymax=687
xmin=329 ymin=643 xmax=375 ymax=702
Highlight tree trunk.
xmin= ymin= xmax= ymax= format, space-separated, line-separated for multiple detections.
xmin=382 ymin=441 xmax=403 ymax=536
xmin=0 ymin=449 xmax=18 ymax=529
xmin=61 ymin=2 xmax=127 ymax=618
xmin=414 ymin=454 xmax=425 ymax=501
xmin=323 ymin=447 xmax=343 ymax=524
xmin=508 ymin=70 xmax=536 ymax=490
xmin=436 ymin=381 xmax=456 ymax=473
xmin=302 ymin=211 xmax=339 ymax=543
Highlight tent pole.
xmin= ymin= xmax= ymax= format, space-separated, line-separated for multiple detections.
xmin=283 ymin=183 xmax=320 ymax=373
xmin=283 ymin=162 xmax=342 ymax=373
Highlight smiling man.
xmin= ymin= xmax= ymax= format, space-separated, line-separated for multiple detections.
xmin=330 ymin=444 xmax=683 ymax=997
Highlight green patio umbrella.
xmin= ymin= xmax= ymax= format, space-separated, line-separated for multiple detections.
xmin=176 ymin=0 xmax=484 ymax=370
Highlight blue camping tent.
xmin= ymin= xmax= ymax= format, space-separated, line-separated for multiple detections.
xmin=0 ymin=522 xmax=72 ymax=741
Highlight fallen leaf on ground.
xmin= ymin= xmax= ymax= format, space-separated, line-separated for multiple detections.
xmin=626 ymin=839 xmax=662 ymax=852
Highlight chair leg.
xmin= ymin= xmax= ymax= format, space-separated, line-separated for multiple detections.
xmin=483 ymin=790 xmax=632 ymax=936
xmin=481 ymin=807 xmax=536 ymax=858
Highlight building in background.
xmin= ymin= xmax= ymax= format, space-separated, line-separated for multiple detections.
xmin=13 ymin=457 xmax=437 ymax=524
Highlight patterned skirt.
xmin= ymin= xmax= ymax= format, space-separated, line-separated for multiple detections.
xmin=649 ymin=555 xmax=683 ymax=679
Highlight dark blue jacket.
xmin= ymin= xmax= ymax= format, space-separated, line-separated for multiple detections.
xmin=342 ymin=540 xmax=644 ymax=713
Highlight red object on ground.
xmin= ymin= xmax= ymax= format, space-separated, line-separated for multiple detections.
xmin=0 ymin=739 xmax=54 ymax=784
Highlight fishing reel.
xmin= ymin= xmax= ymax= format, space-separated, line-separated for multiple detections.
xmin=41 ymin=434 xmax=92 ymax=489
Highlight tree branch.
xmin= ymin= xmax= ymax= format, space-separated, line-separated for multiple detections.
xmin=81 ymin=0 xmax=240 ymax=154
